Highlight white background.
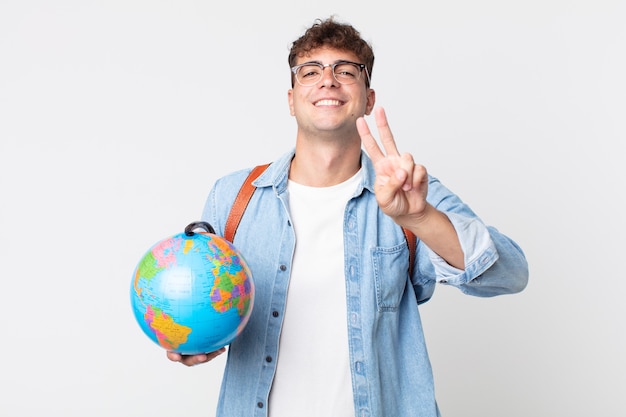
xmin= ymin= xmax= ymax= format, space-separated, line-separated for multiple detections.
xmin=1 ymin=1 xmax=624 ymax=416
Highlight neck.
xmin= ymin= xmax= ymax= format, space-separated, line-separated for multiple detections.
xmin=289 ymin=137 xmax=362 ymax=187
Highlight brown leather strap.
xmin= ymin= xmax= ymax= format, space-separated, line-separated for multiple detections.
xmin=224 ymin=163 xmax=271 ymax=243
xmin=402 ymin=227 xmax=416 ymax=278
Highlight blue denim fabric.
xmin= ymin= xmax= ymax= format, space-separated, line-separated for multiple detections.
xmin=201 ymin=149 xmax=528 ymax=417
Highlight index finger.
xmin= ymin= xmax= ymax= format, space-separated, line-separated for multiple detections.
xmin=357 ymin=115 xmax=385 ymax=162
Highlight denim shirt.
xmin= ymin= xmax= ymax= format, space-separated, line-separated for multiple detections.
xmin=201 ymin=149 xmax=528 ymax=417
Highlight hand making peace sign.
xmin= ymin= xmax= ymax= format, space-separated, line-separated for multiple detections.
xmin=357 ymin=106 xmax=429 ymax=226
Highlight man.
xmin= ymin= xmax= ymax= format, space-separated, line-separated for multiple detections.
xmin=167 ymin=16 xmax=528 ymax=417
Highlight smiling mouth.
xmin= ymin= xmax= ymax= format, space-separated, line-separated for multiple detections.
xmin=314 ymin=99 xmax=342 ymax=106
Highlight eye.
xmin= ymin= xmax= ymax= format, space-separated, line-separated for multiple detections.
xmin=334 ymin=63 xmax=359 ymax=79
xmin=299 ymin=65 xmax=322 ymax=79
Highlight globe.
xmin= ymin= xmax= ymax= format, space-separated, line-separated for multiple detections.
xmin=130 ymin=221 xmax=254 ymax=355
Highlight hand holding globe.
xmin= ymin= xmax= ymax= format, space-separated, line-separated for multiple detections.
xmin=130 ymin=222 xmax=254 ymax=361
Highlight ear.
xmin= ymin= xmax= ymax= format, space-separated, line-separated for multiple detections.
xmin=364 ymin=88 xmax=376 ymax=115
xmin=288 ymin=89 xmax=295 ymax=116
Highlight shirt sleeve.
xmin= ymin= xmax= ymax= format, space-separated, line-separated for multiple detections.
xmin=426 ymin=211 xmax=499 ymax=284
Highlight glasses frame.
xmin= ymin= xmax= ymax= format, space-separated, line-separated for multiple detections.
xmin=291 ymin=60 xmax=371 ymax=87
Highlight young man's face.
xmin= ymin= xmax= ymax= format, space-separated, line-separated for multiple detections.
xmin=288 ymin=46 xmax=375 ymax=137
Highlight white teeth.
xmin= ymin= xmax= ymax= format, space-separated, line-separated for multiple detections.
xmin=315 ymin=99 xmax=341 ymax=106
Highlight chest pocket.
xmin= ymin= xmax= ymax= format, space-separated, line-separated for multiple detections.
xmin=372 ymin=243 xmax=410 ymax=312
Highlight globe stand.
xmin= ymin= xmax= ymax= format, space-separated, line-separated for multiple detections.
xmin=184 ymin=221 xmax=216 ymax=236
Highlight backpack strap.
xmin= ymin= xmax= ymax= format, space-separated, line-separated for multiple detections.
xmin=402 ymin=227 xmax=416 ymax=278
xmin=224 ymin=163 xmax=416 ymax=277
xmin=224 ymin=163 xmax=270 ymax=243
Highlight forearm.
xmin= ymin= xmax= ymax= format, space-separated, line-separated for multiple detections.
xmin=401 ymin=203 xmax=465 ymax=270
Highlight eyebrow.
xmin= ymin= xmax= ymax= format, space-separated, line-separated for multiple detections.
xmin=297 ymin=59 xmax=355 ymax=66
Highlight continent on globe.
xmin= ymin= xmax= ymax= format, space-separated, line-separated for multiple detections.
xmin=144 ymin=305 xmax=192 ymax=351
xmin=130 ymin=222 xmax=254 ymax=355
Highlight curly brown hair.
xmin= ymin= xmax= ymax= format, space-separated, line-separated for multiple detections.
xmin=288 ymin=17 xmax=375 ymax=88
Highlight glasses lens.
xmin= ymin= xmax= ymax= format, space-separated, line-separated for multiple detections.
xmin=296 ymin=64 xmax=323 ymax=86
xmin=333 ymin=63 xmax=361 ymax=84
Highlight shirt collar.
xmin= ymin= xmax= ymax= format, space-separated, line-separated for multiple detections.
xmin=254 ymin=148 xmax=376 ymax=196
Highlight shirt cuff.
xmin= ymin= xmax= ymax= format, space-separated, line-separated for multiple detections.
xmin=427 ymin=212 xmax=498 ymax=284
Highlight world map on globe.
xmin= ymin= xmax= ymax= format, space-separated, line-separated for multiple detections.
xmin=130 ymin=225 xmax=254 ymax=355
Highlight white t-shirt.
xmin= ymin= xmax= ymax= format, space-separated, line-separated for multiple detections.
xmin=268 ymin=169 xmax=363 ymax=417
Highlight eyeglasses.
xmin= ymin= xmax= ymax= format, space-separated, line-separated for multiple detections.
xmin=291 ymin=60 xmax=370 ymax=86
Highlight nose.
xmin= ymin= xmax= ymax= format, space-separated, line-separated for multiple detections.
xmin=319 ymin=65 xmax=338 ymax=87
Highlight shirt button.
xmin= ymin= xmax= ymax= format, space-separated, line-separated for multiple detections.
xmin=272 ymin=311 xmax=279 ymax=317
xmin=265 ymin=356 xmax=273 ymax=363
xmin=279 ymin=264 xmax=287 ymax=271
xmin=257 ymin=402 xmax=264 ymax=408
